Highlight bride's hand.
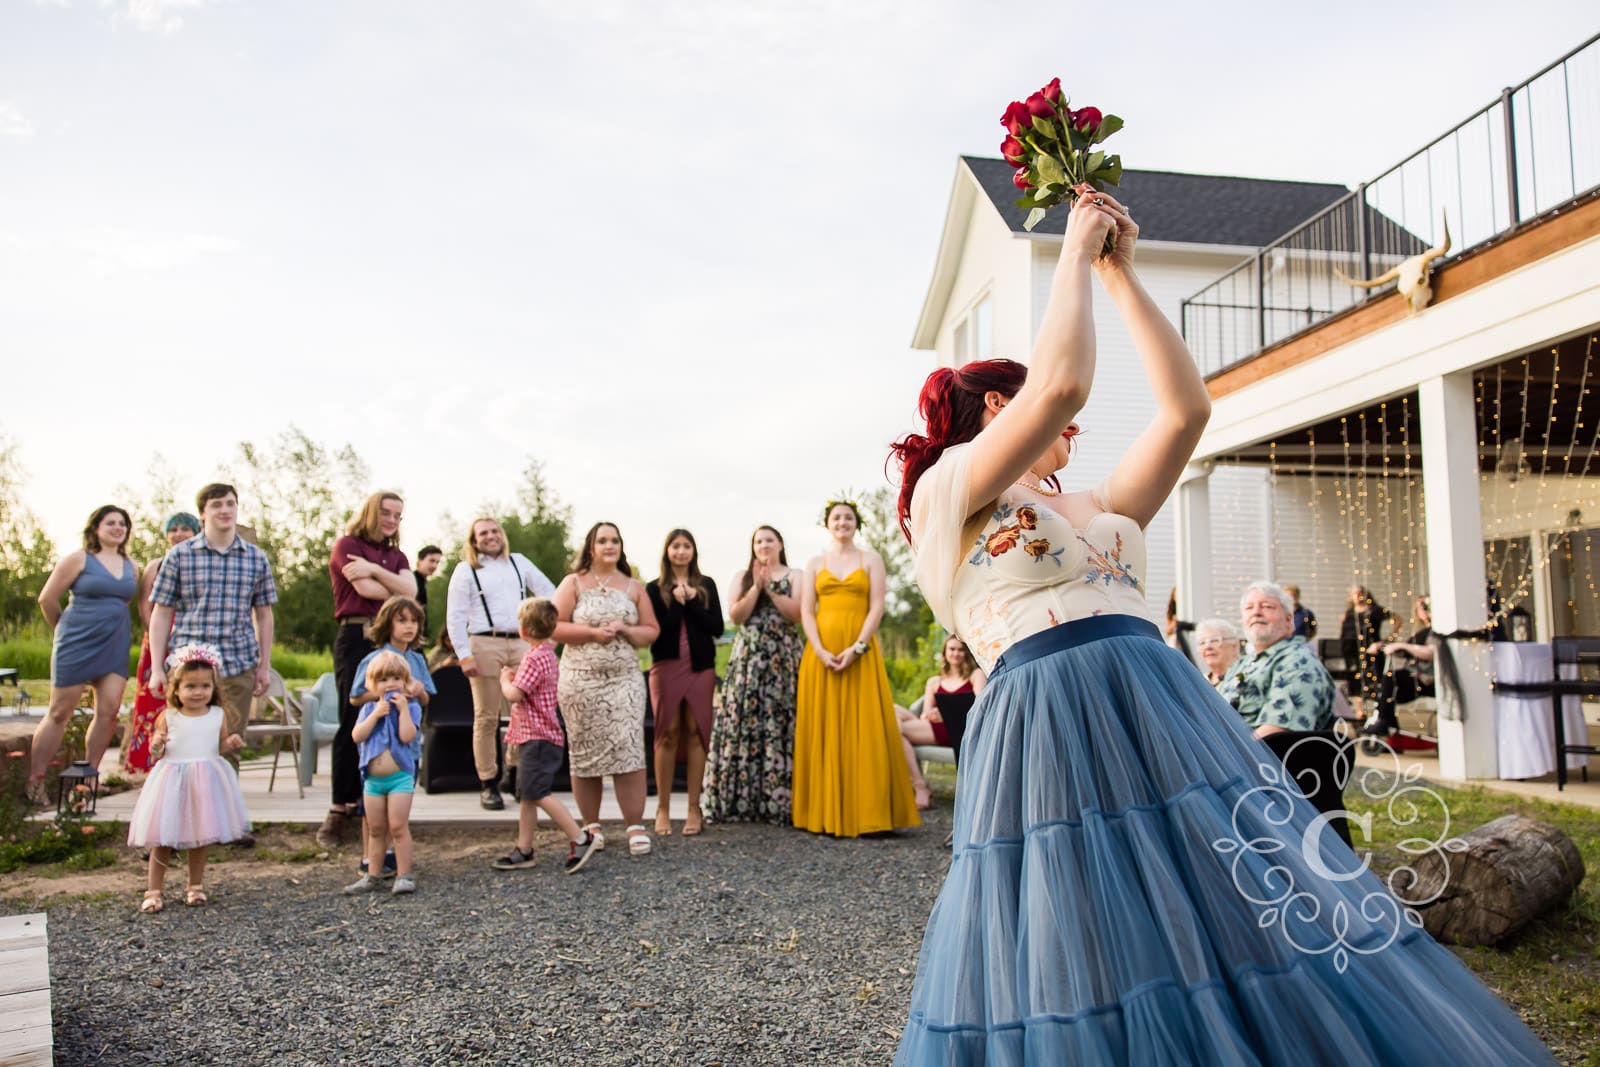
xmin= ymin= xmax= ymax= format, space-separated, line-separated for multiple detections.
xmin=1087 ymin=188 xmax=1137 ymax=273
xmin=1064 ymin=182 xmax=1117 ymax=260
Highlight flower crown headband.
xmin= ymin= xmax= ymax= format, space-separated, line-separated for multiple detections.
xmin=166 ymin=642 xmax=223 ymax=672
xmin=821 ymin=499 xmax=862 ymax=526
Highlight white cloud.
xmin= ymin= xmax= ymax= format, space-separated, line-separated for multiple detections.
xmin=0 ymin=102 xmax=34 ymax=138
xmin=104 ymin=0 xmax=214 ymax=35
xmin=75 ymin=230 xmax=240 ymax=271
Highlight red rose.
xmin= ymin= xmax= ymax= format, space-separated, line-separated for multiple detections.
xmin=1001 ymin=101 xmax=1032 ymax=135
xmin=1001 ymin=136 xmax=1026 ymax=166
xmin=1024 ymin=92 xmax=1055 ymax=119
xmin=1041 ymin=77 xmax=1062 ymax=103
xmin=1012 ymin=168 xmax=1033 ymax=190
xmin=1072 ymin=106 xmax=1102 ymax=132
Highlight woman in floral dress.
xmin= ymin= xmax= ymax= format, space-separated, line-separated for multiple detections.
xmin=704 ymin=526 xmax=803 ymax=824
xmin=552 ymin=522 xmax=660 ymax=856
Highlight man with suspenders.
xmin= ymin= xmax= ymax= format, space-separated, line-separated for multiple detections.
xmin=445 ymin=517 xmax=557 ymax=809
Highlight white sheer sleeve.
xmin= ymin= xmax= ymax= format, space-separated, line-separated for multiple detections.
xmin=910 ymin=443 xmax=975 ymax=636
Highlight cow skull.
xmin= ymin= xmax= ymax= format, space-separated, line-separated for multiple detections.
xmin=1335 ymin=212 xmax=1452 ymax=314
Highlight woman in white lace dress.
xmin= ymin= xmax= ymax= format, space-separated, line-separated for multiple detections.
xmin=552 ymin=522 xmax=660 ymax=857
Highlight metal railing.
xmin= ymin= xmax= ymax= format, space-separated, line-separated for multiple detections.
xmin=1182 ymin=32 xmax=1600 ymax=378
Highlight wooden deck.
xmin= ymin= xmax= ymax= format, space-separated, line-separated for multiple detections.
xmin=0 ymin=913 xmax=51 ymax=1067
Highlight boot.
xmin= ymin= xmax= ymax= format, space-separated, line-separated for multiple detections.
xmin=315 ymin=808 xmax=347 ymax=849
xmin=497 ymin=763 xmax=517 ymax=798
xmin=480 ymin=778 xmax=505 ymax=811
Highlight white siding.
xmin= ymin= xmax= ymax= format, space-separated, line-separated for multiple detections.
xmin=931 ymin=194 xmax=1034 ymax=369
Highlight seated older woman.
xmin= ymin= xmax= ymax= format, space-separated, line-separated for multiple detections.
xmin=1194 ymin=617 xmax=1243 ymax=687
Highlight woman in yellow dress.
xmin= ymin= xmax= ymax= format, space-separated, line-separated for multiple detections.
xmin=792 ymin=500 xmax=921 ymax=837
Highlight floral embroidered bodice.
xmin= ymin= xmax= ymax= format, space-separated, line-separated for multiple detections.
xmin=908 ymin=440 xmax=1154 ymax=679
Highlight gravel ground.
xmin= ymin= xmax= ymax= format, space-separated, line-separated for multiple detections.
xmin=34 ymin=811 xmax=954 ymax=1066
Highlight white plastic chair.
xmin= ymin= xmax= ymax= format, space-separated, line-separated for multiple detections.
xmin=246 ymin=669 xmax=304 ymax=798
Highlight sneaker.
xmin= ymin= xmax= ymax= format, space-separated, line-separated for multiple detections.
xmin=480 ymin=783 xmax=505 ymax=811
xmin=563 ymin=832 xmax=598 ymax=874
xmin=358 ymin=851 xmax=399 ymax=879
xmin=315 ymin=810 xmax=346 ymax=850
xmin=391 ymin=875 xmax=416 ymax=895
xmin=1360 ymin=716 xmax=1395 ymax=737
xmin=342 ymin=874 xmax=381 ymax=895
xmin=492 ymin=846 xmax=538 ymax=871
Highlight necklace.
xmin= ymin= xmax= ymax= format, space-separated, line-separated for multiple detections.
xmin=593 ymin=572 xmax=615 ymax=591
xmin=1013 ymin=475 xmax=1061 ymax=497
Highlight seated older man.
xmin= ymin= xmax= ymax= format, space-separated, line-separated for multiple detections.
xmin=1218 ymin=581 xmax=1336 ymax=738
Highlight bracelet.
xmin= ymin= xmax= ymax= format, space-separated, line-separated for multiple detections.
xmin=852 ymin=640 xmax=869 ymax=656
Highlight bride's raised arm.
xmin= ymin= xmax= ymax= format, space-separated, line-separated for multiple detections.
xmin=961 ymin=186 xmax=1119 ymax=515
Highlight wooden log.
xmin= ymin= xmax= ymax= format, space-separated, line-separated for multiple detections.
xmin=1405 ymin=813 xmax=1585 ymax=946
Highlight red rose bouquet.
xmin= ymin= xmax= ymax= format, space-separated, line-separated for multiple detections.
xmin=1000 ymin=77 xmax=1123 ymax=252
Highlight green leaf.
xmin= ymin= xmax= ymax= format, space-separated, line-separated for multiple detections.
xmin=1066 ymin=125 xmax=1088 ymax=152
xmin=1031 ymin=116 xmax=1057 ymax=141
xmin=1096 ymin=156 xmax=1123 ymax=185
xmin=1033 ymin=185 xmax=1054 ymax=202
xmin=1013 ymin=196 xmax=1036 ymax=209
xmin=1094 ymin=114 xmax=1124 ymax=142
xmin=1085 ymin=151 xmax=1105 ymax=174
xmin=1034 ymin=153 xmax=1067 ymax=186
xmin=1023 ymin=206 xmax=1048 ymax=232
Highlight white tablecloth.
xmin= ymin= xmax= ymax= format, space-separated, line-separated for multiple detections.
xmin=1492 ymin=642 xmax=1590 ymax=779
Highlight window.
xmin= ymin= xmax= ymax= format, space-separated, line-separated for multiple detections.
xmin=951 ymin=293 xmax=993 ymax=363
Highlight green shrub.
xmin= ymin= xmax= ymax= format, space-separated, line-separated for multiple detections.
xmin=0 ymin=635 xmax=51 ymax=679
xmin=272 ymin=647 xmax=333 ymax=678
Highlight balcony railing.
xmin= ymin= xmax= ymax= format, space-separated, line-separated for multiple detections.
xmin=1182 ymin=32 xmax=1600 ymax=379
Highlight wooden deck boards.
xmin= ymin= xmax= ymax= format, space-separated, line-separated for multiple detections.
xmin=0 ymin=913 xmax=51 ymax=1067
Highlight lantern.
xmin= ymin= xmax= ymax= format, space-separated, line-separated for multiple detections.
xmin=56 ymin=761 xmax=99 ymax=818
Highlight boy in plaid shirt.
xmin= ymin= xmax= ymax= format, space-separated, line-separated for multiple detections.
xmin=493 ymin=598 xmax=597 ymax=873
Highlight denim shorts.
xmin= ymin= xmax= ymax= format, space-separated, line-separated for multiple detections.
xmin=364 ymin=770 xmax=416 ymax=797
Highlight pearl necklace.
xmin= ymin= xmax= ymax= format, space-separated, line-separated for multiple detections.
xmin=1013 ymin=476 xmax=1061 ymax=497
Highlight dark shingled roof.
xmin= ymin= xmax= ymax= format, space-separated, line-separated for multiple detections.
xmin=962 ymin=156 xmax=1351 ymax=248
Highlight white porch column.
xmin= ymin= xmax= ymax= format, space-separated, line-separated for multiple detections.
xmin=1175 ymin=462 xmax=1214 ymax=657
xmin=1419 ymin=372 xmax=1497 ymax=780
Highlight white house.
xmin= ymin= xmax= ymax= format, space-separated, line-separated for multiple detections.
xmin=912 ymin=157 xmax=1350 ymax=624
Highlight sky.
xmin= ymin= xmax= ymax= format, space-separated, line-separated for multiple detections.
xmin=2 ymin=0 xmax=1596 ymax=591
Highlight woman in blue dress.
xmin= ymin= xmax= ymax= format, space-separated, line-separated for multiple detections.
xmin=29 ymin=504 xmax=141 ymax=801
xmin=888 ymin=185 xmax=1553 ymax=1064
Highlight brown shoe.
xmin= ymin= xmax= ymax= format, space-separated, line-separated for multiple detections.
xmin=315 ymin=808 xmax=346 ymax=849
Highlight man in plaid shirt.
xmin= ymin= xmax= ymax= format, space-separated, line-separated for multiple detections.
xmin=149 ymin=483 xmax=278 ymax=755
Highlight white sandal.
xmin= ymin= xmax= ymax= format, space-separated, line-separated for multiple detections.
xmin=582 ymin=823 xmax=605 ymax=852
xmin=625 ymin=824 xmax=652 ymax=856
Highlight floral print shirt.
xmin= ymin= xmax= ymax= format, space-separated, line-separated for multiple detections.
xmin=1217 ymin=636 xmax=1337 ymax=732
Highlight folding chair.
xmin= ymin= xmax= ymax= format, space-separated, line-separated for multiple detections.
xmin=247 ymin=669 xmax=304 ymax=798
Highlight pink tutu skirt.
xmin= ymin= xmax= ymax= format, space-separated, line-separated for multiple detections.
xmin=127 ymin=756 xmax=252 ymax=849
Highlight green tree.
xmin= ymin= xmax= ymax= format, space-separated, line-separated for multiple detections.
xmin=115 ymin=455 xmax=183 ymax=572
xmin=225 ymin=426 xmax=371 ymax=651
xmin=853 ymin=485 xmax=935 ymax=658
xmin=0 ymin=437 xmax=56 ymax=636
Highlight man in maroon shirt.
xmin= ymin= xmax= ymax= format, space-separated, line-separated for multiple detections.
xmin=318 ymin=491 xmax=416 ymax=850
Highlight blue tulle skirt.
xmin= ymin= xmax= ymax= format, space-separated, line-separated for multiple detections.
xmin=896 ymin=615 xmax=1554 ymax=1065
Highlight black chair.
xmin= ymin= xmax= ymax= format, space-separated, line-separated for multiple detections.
xmin=1551 ymin=637 xmax=1600 ymax=788
xmin=419 ymin=665 xmax=486 ymax=794
xmin=1260 ymin=730 xmax=1356 ymax=848
xmin=1317 ymin=638 xmax=1356 ymax=690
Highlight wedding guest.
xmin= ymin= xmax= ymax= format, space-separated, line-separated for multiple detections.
xmin=1194 ymin=617 xmax=1244 ymax=687
xmin=444 ymin=517 xmax=556 ymax=810
xmin=1286 ymin=583 xmax=1318 ymax=641
xmin=1362 ymin=595 xmax=1436 ymax=737
xmin=319 ymin=492 xmax=415 ymax=850
xmin=28 ymin=505 xmax=140 ymax=801
xmin=1220 ymin=582 xmax=1336 ymax=737
xmin=426 ymin=628 xmax=459 ymax=672
xmin=552 ymin=522 xmax=659 ymax=856
xmin=412 ymin=545 xmax=443 ymax=636
xmin=645 ymin=529 xmax=724 ymax=837
xmin=125 ymin=511 xmax=201 ymax=777
xmin=792 ymin=500 xmax=920 ymax=837
xmin=148 ymin=484 xmax=278 ymax=781
xmin=896 ymin=635 xmax=985 ymax=810
xmin=1340 ymin=583 xmax=1397 ymax=714
xmin=703 ymin=525 xmax=803 ymax=825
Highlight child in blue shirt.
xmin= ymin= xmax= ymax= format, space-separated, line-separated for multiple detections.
xmin=344 ymin=651 xmax=423 ymax=896
xmin=349 ymin=596 xmax=435 ymax=879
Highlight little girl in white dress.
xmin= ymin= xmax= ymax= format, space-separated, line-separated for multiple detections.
xmin=127 ymin=644 xmax=250 ymax=912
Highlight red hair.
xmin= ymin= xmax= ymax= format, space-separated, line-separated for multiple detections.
xmin=889 ymin=359 xmax=1029 ymax=542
